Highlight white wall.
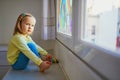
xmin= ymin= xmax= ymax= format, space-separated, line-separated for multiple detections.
xmin=97 ymin=8 xmax=118 ymax=50
xmin=55 ymin=41 xmax=102 ymax=80
xmin=55 ymin=40 xmax=120 ymax=80
xmin=0 ymin=0 xmax=55 ymax=50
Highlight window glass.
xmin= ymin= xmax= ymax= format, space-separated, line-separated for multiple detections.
xmin=83 ymin=0 xmax=120 ymax=51
xmin=57 ymin=0 xmax=73 ymax=36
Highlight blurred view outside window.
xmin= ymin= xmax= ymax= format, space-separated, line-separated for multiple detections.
xmin=83 ymin=0 xmax=120 ymax=51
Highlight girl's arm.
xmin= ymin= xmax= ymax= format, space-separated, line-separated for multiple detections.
xmin=12 ymin=35 xmax=43 ymax=66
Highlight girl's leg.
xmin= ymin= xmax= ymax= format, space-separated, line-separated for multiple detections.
xmin=27 ymin=43 xmax=41 ymax=57
xmin=12 ymin=43 xmax=40 ymax=70
xmin=12 ymin=52 xmax=29 ymax=70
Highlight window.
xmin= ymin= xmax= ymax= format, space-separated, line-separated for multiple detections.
xmin=57 ymin=0 xmax=72 ymax=36
xmin=82 ymin=0 xmax=120 ymax=52
xmin=56 ymin=0 xmax=77 ymax=51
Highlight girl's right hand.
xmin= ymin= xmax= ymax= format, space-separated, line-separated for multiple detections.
xmin=39 ymin=61 xmax=51 ymax=72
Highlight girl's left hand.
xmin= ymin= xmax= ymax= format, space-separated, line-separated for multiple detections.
xmin=45 ymin=54 xmax=52 ymax=61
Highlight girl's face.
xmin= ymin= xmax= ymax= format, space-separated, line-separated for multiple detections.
xmin=20 ymin=16 xmax=36 ymax=36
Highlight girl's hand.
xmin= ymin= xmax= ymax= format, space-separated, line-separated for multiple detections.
xmin=39 ymin=61 xmax=51 ymax=72
xmin=45 ymin=54 xmax=52 ymax=61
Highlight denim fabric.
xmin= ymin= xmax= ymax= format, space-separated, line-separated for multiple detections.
xmin=12 ymin=43 xmax=40 ymax=70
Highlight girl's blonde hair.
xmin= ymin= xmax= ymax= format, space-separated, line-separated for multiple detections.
xmin=13 ymin=13 xmax=35 ymax=35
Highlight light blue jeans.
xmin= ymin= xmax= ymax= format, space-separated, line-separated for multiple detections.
xmin=12 ymin=43 xmax=40 ymax=70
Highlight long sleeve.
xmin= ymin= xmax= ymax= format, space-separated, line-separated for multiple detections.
xmin=7 ymin=34 xmax=43 ymax=66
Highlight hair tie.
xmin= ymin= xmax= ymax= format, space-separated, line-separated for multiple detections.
xmin=21 ymin=13 xmax=26 ymax=17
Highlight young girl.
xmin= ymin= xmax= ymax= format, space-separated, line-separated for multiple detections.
xmin=7 ymin=13 xmax=53 ymax=72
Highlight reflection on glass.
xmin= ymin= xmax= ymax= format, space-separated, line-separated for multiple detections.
xmin=57 ymin=0 xmax=72 ymax=36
